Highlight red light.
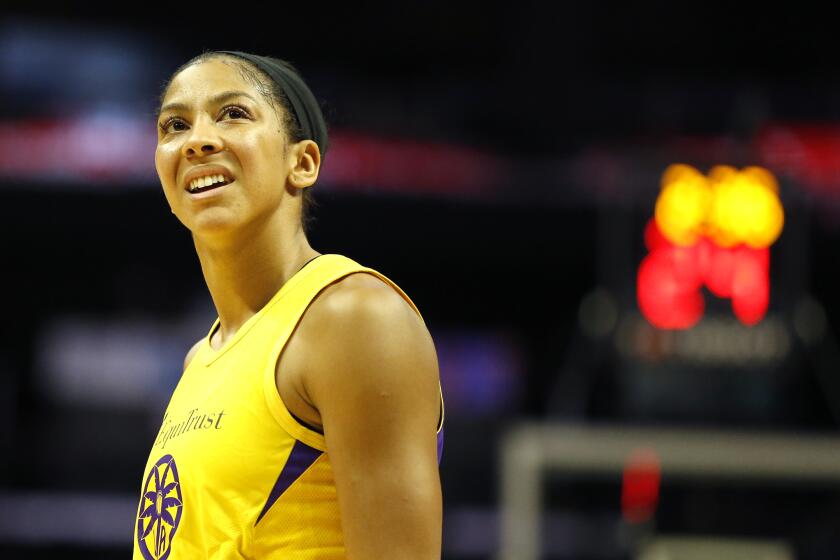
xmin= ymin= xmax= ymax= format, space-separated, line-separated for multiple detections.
xmin=644 ymin=217 xmax=671 ymax=253
xmin=706 ymin=244 xmax=736 ymax=298
xmin=731 ymin=247 xmax=770 ymax=325
xmin=638 ymin=222 xmax=772 ymax=328
xmin=621 ymin=448 xmax=661 ymax=524
xmin=637 ymin=246 xmax=705 ymax=330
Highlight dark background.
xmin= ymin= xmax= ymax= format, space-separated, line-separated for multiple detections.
xmin=2 ymin=3 xmax=840 ymax=559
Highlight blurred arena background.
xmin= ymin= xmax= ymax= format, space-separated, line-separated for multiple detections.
xmin=2 ymin=4 xmax=840 ymax=559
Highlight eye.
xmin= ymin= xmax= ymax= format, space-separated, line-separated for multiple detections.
xmin=220 ymin=105 xmax=250 ymax=120
xmin=159 ymin=117 xmax=186 ymax=134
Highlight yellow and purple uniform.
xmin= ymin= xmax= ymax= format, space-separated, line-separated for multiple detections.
xmin=132 ymin=253 xmax=444 ymax=559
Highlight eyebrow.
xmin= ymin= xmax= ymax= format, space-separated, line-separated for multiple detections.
xmin=158 ymin=90 xmax=258 ymax=119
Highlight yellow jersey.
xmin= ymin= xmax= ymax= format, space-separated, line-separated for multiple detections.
xmin=132 ymin=253 xmax=444 ymax=559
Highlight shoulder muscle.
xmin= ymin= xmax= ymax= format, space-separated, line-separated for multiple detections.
xmin=304 ymin=272 xmax=438 ymax=411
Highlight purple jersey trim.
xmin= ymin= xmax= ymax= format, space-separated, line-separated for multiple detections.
xmin=255 ymin=440 xmax=322 ymax=525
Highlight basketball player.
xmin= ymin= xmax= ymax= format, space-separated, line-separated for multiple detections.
xmin=133 ymin=50 xmax=444 ymax=559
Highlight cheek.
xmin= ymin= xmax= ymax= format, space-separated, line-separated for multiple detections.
xmin=155 ymin=144 xmax=178 ymax=187
xmin=249 ymin=141 xmax=287 ymax=181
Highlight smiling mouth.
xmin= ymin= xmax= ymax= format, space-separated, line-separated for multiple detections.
xmin=187 ymin=178 xmax=233 ymax=194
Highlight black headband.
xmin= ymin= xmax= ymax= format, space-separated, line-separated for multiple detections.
xmin=215 ymin=50 xmax=328 ymax=156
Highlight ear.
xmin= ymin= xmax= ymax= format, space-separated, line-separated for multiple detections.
xmin=287 ymin=139 xmax=321 ymax=190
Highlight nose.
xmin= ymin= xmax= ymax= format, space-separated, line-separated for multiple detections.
xmin=181 ymin=117 xmax=223 ymax=158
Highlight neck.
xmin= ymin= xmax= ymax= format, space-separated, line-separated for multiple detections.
xmin=193 ymin=209 xmax=320 ymax=346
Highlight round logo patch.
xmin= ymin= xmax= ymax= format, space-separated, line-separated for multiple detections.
xmin=137 ymin=454 xmax=183 ymax=560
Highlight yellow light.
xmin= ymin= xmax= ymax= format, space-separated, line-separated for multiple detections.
xmin=654 ymin=164 xmax=711 ymax=246
xmin=654 ymin=164 xmax=784 ymax=250
xmin=707 ymin=165 xmax=784 ymax=248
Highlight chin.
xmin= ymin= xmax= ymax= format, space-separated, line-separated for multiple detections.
xmin=186 ymin=212 xmax=244 ymax=239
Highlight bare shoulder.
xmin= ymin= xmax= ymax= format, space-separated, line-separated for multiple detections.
xmin=308 ymin=272 xmax=430 ymax=346
xmin=303 ymin=271 xmax=438 ymax=399
xmin=317 ymin=272 xmax=413 ymax=311
xmin=183 ymin=338 xmax=204 ymax=371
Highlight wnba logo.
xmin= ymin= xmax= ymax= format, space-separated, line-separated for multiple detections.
xmin=137 ymin=454 xmax=184 ymax=560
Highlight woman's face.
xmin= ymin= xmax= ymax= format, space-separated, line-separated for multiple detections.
xmin=155 ymin=57 xmax=293 ymax=237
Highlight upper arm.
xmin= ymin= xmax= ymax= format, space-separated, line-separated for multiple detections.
xmin=304 ymin=273 xmax=442 ymax=560
xmin=183 ymin=339 xmax=203 ymax=372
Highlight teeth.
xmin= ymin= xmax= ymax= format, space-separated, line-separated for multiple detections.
xmin=189 ymin=174 xmax=228 ymax=192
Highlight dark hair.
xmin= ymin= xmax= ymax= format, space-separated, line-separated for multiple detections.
xmin=157 ymin=50 xmax=321 ymax=234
